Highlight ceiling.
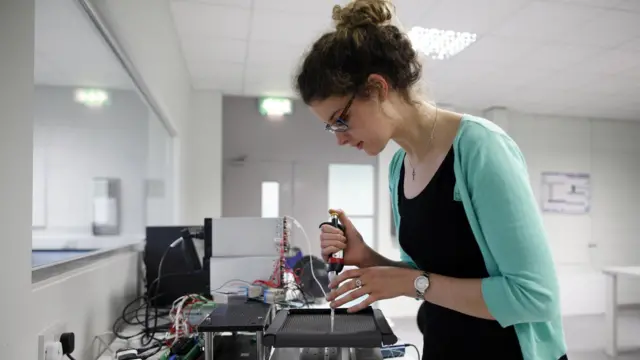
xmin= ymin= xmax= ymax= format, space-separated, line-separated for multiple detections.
xmin=34 ymin=0 xmax=133 ymax=90
xmin=170 ymin=0 xmax=640 ymax=120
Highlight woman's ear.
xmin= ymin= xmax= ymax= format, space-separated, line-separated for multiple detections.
xmin=366 ymin=74 xmax=389 ymax=101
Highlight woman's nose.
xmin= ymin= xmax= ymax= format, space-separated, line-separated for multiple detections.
xmin=335 ymin=132 xmax=349 ymax=146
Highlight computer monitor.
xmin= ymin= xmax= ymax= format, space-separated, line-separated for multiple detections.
xmin=144 ymin=226 xmax=208 ymax=306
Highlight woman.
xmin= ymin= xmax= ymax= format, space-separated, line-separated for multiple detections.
xmin=295 ymin=1 xmax=567 ymax=359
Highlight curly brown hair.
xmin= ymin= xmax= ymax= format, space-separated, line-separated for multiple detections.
xmin=295 ymin=0 xmax=422 ymax=105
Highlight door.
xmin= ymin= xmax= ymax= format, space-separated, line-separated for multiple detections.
xmin=223 ymin=161 xmax=293 ymax=218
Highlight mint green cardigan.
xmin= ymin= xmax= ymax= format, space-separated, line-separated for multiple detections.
xmin=389 ymin=115 xmax=567 ymax=360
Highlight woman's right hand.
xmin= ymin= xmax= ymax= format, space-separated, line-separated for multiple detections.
xmin=320 ymin=209 xmax=370 ymax=267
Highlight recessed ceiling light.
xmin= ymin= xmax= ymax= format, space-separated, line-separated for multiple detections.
xmin=408 ymin=27 xmax=477 ymax=60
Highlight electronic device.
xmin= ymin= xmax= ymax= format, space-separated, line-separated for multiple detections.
xmin=208 ymin=217 xmax=289 ymax=295
xmin=319 ymin=212 xmax=345 ymax=276
xmin=210 ymin=217 xmax=286 ymax=257
xmin=144 ymin=225 xmax=209 ymax=306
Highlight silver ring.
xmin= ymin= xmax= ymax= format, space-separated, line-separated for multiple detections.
xmin=355 ymin=279 xmax=363 ymax=288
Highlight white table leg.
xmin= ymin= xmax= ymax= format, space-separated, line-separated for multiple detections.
xmin=605 ymin=273 xmax=618 ymax=357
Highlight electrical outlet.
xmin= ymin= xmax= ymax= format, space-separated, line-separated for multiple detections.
xmin=38 ymin=321 xmax=67 ymax=360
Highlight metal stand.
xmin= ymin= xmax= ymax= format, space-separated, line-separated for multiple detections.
xmin=270 ymin=347 xmax=382 ymax=360
xmin=340 ymin=348 xmax=350 ymax=360
xmin=257 ymin=331 xmax=265 ymax=360
xmin=203 ymin=331 xmax=268 ymax=360
xmin=205 ymin=332 xmax=215 ymax=360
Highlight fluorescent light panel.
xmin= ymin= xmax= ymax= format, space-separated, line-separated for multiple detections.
xmin=408 ymin=27 xmax=477 ymax=60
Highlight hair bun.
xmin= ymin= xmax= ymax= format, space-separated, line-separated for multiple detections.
xmin=332 ymin=0 xmax=394 ymax=30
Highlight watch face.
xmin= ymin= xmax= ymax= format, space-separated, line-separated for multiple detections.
xmin=415 ymin=275 xmax=429 ymax=292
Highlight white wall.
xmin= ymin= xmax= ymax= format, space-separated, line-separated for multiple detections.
xmin=376 ymin=108 xmax=640 ymax=317
xmin=223 ymin=96 xmax=376 ymax=164
xmin=506 ymin=111 xmax=640 ymax=316
xmin=32 ymin=85 xmax=149 ymax=249
xmin=0 ymin=1 xmax=37 ymax=358
xmin=182 ymin=91 xmax=224 ymax=223
xmin=32 ymin=250 xmax=139 ymax=360
xmin=147 ymin=111 xmax=175 ymax=226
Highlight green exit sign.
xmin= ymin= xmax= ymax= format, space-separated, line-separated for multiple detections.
xmin=258 ymin=97 xmax=292 ymax=117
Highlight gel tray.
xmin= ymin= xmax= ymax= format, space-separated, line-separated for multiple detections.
xmin=263 ymin=307 xmax=397 ymax=348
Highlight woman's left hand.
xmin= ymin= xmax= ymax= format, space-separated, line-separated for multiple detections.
xmin=327 ymin=266 xmax=423 ymax=312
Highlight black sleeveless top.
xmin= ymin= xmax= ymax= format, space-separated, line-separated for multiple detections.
xmin=398 ymin=148 xmax=524 ymax=360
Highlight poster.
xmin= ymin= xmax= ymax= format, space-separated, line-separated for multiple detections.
xmin=541 ymin=172 xmax=591 ymax=214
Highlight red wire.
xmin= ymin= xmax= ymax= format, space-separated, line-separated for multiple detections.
xmin=254 ymin=219 xmax=289 ymax=288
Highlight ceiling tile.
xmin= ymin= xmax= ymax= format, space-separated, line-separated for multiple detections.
xmin=243 ymin=63 xmax=299 ymax=96
xmin=619 ymin=63 xmax=640 ymax=79
xmin=250 ymin=9 xmax=333 ymax=45
xmin=190 ymin=62 xmax=245 ymax=91
xmin=167 ymin=0 xmax=640 ymax=121
xmin=245 ymin=41 xmax=308 ymax=67
xmin=253 ymin=0 xmax=344 ymax=14
xmin=481 ymin=66 xmax=555 ymax=89
xmin=551 ymin=10 xmax=640 ymax=47
xmin=532 ymin=68 xmax=604 ymax=91
xmin=392 ymin=0 xmax=440 ymax=28
xmin=171 ymin=0 xmax=251 ymax=8
xmin=193 ymin=77 xmax=244 ymax=93
xmin=425 ymin=58 xmax=490 ymax=87
xmin=416 ymin=0 xmax=531 ymax=34
xmin=446 ymin=35 xmax=535 ymax=66
xmin=243 ymin=82 xmax=297 ymax=98
xmin=181 ymin=36 xmax=247 ymax=64
xmin=244 ymin=63 xmax=296 ymax=84
xmin=569 ymin=49 xmax=640 ymax=75
xmin=186 ymin=59 xmax=244 ymax=81
xmin=512 ymin=86 xmax=593 ymax=109
xmin=612 ymin=0 xmax=640 ymax=12
xmin=578 ymin=74 xmax=640 ymax=95
xmin=491 ymin=1 xmax=602 ymax=41
xmin=171 ymin=1 xmax=251 ymax=40
xmin=618 ymin=37 xmax=640 ymax=53
xmin=546 ymin=0 xmax=625 ymax=10
xmin=516 ymin=44 xmax=603 ymax=71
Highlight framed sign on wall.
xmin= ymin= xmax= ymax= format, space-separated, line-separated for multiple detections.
xmin=541 ymin=172 xmax=591 ymax=215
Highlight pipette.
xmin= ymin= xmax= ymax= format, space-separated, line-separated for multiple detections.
xmin=319 ymin=212 xmax=345 ymax=332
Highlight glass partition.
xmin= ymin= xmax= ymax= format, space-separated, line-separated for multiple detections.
xmin=32 ymin=0 xmax=174 ymax=267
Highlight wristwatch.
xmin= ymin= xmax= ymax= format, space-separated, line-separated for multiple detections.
xmin=414 ymin=272 xmax=430 ymax=300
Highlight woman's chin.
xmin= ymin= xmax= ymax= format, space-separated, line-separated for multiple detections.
xmin=363 ymin=145 xmax=382 ymax=156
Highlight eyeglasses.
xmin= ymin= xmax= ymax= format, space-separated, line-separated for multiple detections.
xmin=325 ymin=94 xmax=355 ymax=133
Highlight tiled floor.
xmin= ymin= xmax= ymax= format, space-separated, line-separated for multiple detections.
xmin=389 ymin=309 xmax=640 ymax=360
